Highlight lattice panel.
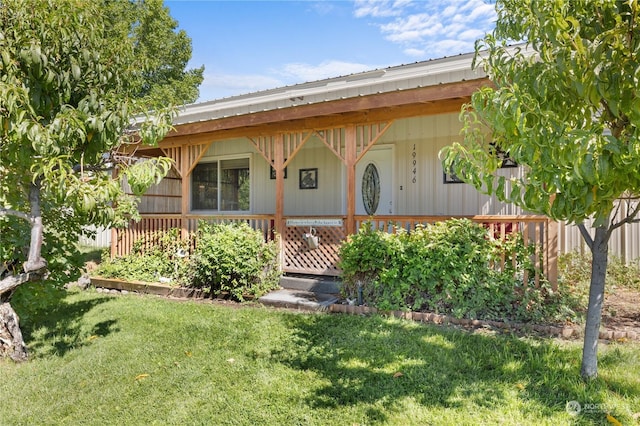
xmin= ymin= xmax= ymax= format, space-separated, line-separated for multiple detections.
xmin=283 ymin=226 xmax=345 ymax=276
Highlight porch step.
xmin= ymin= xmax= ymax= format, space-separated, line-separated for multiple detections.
xmin=279 ymin=274 xmax=342 ymax=294
xmin=259 ymin=289 xmax=339 ymax=312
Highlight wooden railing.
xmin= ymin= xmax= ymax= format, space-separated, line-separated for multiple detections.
xmin=112 ymin=214 xmax=557 ymax=286
xmin=111 ymin=214 xmax=275 ymax=258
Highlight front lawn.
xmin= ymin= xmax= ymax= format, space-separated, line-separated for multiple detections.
xmin=1 ymin=287 xmax=638 ymax=425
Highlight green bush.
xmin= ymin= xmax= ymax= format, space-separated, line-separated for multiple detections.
xmin=94 ymin=228 xmax=190 ymax=282
xmin=184 ymin=222 xmax=281 ymax=301
xmin=559 ymin=251 xmax=640 ymax=291
xmin=339 ymin=219 xmax=580 ymax=323
xmin=338 ymin=221 xmax=406 ymax=308
xmin=95 ymin=223 xmax=281 ymax=301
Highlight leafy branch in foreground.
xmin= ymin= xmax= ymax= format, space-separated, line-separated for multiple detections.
xmin=0 ymin=0 xmax=196 ymax=361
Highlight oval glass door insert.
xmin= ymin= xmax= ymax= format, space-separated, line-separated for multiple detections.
xmin=362 ymin=163 xmax=380 ymax=215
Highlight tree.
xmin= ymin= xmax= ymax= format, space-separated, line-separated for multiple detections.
xmin=103 ymin=0 xmax=205 ymax=105
xmin=440 ymin=0 xmax=640 ymax=379
xmin=0 ymin=0 xmax=187 ymax=360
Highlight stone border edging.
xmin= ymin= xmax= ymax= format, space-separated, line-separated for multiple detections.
xmin=89 ymin=277 xmax=638 ymax=342
xmin=329 ymin=304 xmax=639 ymax=342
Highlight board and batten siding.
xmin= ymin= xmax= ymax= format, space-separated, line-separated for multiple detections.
xmin=251 ymin=138 xmax=344 ymax=215
xmin=382 ymin=114 xmax=524 ymax=217
xmin=560 ymin=207 xmax=640 ymax=263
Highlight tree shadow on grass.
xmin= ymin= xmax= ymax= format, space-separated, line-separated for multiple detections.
xmin=272 ymin=312 xmax=635 ymax=424
xmin=12 ymin=284 xmax=117 ymax=358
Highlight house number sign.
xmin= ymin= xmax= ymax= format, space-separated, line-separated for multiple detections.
xmin=411 ymin=143 xmax=417 ymax=184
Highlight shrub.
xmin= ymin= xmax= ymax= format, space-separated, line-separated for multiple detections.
xmin=338 ymin=221 xmax=406 ymax=308
xmin=559 ymin=251 xmax=640 ymax=291
xmin=184 ymin=222 xmax=280 ymax=301
xmin=94 ymin=228 xmax=189 ymax=282
xmin=402 ymin=220 xmax=502 ymax=316
xmin=339 ymin=219 xmax=581 ymax=323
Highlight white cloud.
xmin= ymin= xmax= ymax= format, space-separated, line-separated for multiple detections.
xmin=196 ymin=60 xmax=381 ymax=102
xmin=353 ymin=0 xmax=409 ymax=18
xmin=458 ymin=28 xmax=486 ymax=41
xmin=466 ymin=1 xmax=496 ymax=21
xmin=426 ymin=39 xmax=471 ymax=57
xmin=404 ymin=47 xmax=426 ymax=57
xmin=277 ymin=60 xmax=378 ymax=82
xmin=355 ymin=0 xmax=496 ymax=59
xmin=381 ymin=13 xmax=444 ymax=42
xmin=309 ymin=1 xmax=337 ymax=16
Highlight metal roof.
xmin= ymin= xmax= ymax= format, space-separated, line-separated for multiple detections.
xmin=173 ymin=50 xmax=486 ymax=127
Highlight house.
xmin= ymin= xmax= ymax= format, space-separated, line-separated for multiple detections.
xmin=113 ymin=48 xmax=638 ymax=284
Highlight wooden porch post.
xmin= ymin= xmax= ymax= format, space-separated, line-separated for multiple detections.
xmin=345 ymin=125 xmax=357 ymax=236
xmin=180 ymin=143 xmax=189 ymax=240
xmin=274 ymin=134 xmax=285 ymax=235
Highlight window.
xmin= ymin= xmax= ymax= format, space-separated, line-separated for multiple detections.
xmin=191 ymin=158 xmax=250 ymax=211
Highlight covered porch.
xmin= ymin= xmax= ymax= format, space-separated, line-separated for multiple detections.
xmin=114 ymin=53 xmax=558 ymax=286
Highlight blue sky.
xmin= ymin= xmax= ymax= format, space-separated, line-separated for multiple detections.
xmin=165 ymin=0 xmax=497 ymax=103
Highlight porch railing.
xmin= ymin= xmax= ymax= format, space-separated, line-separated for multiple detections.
xmin=110 ymin=214 xmax=275 ymax=258
xmin=111 ymin=214 xmax=557 ymax=286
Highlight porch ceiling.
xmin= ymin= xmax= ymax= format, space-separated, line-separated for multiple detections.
xmin=137 ymin=78 xmax=489 ymax=150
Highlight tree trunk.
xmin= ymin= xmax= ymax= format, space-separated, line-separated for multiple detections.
xmin=580 ymin=225 xmax=609 ymax=379
xmin=0 ymin=301 xmax=28 ymax=362
xmin=0 ymin=182 xmax=47 ymax=362
xmin=23 ymin=182 xmax=47 ymax=273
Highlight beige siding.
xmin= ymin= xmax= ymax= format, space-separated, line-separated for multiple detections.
xmin=381 ymin=114 xmax=524 ymax=216
xmin=559 ymin=204 xmax=640 ymax=263
xmin=253 ymin=138 xmax=344 ymax=215
xmin=284 ymin=139 xmax=344 ymax=215
xmin=124 ymin=174 xmax=182 ymax=214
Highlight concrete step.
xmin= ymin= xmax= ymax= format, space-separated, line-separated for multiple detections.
xmin=258 ymin=289 xmax=339 ymax=312
xmin=279 ymin=274 xmax=341 ymax=294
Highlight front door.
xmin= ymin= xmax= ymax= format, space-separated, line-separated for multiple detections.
xmin=356 ymin=146 xmax=393 ymax=215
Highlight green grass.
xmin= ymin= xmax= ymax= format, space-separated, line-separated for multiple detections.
xmin=1 ymin=288 xmax=639 ymax=425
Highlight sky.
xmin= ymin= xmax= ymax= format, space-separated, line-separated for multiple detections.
xmin=164 ymin=0 xmax=497 ymax=103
